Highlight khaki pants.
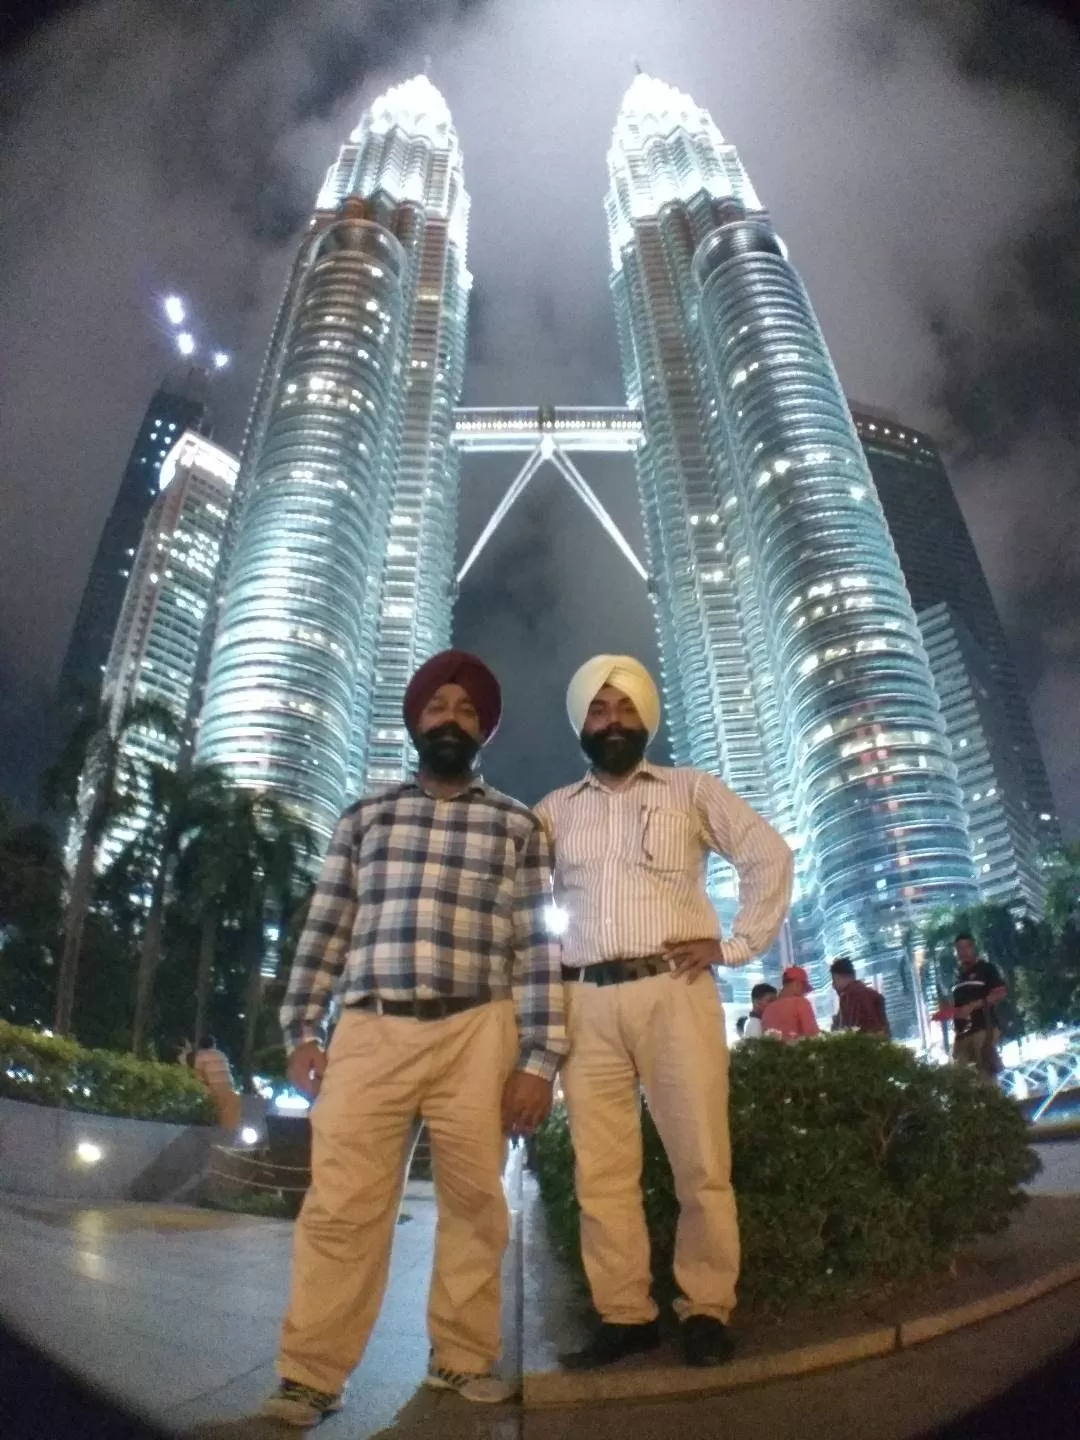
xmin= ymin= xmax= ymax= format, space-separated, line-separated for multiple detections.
xmin=277 ymin=1000 xmax=517 ymax=1394
xmin=562 ymin=972 xmax=738 ymax=1325
xmin=953 ymin=1028 xmax=1002 ymax=1083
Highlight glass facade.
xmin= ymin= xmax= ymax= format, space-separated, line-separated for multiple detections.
xmin=853 ymin=409 xmax=1061 ymax=858
xmin=196 ymin=78 xmax=470 ymax=846
xmin=60 ymin=372 xmax=209 ymax=706
xmin=918 ymin=603 xmax=1043 ymax=913
xmin=606 ymin=76 xmax=978 ymax=1031
xmin=96 ymin=431 xmax=238 ymax=866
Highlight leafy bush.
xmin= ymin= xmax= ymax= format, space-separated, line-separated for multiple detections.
xmin=0 ymin=1021 xmax=216 ymax=1125
xmin=533 ymin=1033 xmax=1039 ymax=1313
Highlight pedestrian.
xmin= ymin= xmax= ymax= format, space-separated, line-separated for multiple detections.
xmin=829 ymin=957 xmax=890 ymax=1037
xmin=738 ymin=982 xmax=778 ymax=1039
xmin=760 ymin=966 xmax=820 ymax=1042
xmin=261 ymin=651 xmax=567 ymax=1427
xmin=535 ymin=655 xmax=793 ymax=1370
xmin=192 ymin=1035 xmax=242 ymax=1131
xmin=950 ymin=932 xmax=1006 ymax=1082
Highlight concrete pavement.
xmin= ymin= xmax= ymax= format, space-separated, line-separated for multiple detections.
xmin=0 ymin=1141 xmax=1077 ymax=1439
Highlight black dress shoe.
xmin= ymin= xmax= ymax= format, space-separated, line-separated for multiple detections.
xmin=681 ymin=1315 xmax=735 ymax=1367
xmin=559 ymin=1319 xmax=662 ymax=1370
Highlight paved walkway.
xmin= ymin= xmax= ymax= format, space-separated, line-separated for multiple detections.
xmin=0 ymin=1141 xmax=1076 ymax=1439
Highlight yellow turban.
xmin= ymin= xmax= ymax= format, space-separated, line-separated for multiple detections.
xmin=566 ymin=655 xmax=662 ymax=741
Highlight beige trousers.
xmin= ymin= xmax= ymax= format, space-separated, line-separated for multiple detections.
xmin=562 ymin=972 xmax=738 ymax=1325
xmin=277 ymin=1000 xmax=517 ymax=1393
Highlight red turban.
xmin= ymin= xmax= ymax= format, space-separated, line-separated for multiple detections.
xmin=403 ymin=650 xmax=502 ymax=741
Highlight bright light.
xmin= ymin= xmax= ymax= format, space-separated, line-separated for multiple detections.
xmin=273 ymin=1090 xmax=311 ymax=1114
xmin=176 ymin=332 xmax=196 ymax=357
xmin=75 ymin=1141 xmax=103 ymax=1165
xmin=239 ymin=1126 xmax=260 ymax=1146
xmin=545 ymin=904 xmax=569 ymax=936
xmin=163 ymin=295 xmax=186 ymax=326
xmin=213 ymin=351 xmax=230 ymax=370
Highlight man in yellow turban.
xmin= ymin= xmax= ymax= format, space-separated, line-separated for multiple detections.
xmin=536 ymin=655 xmax=793 ymax=1370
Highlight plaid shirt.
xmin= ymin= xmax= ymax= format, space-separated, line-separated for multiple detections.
xmin=279 ymin=777 xmax=567 ymax=1081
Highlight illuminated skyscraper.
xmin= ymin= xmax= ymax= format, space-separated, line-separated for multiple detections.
xmin=853 ymin=408 xmax=1060 ymax=858
xmin=606 ymin=76 xmax=977 ymax=1021
xmin=60 ymin=370 xmax=209 ymax=705
xmin=196 ymin=78 xmax=470 ymax=845
xmin=918 ymin=603 xmax=1043 ymax=913
xmin=98 ymin=430 xmax=238 ymax=863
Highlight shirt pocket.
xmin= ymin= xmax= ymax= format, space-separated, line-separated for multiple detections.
xmin=639 ymin=807 xmax=696 ymax=873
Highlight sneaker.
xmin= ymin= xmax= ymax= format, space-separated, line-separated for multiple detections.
xmin=558 ymin=1318 xmax=661 ymax=1370
xmin=260 ymin=1378 xmax=345 ymax=1427
xmin=681 ymin=1314 xmax=735 ymax=1368
xmin=425 ymin=1362 xmax=518 ymax=1404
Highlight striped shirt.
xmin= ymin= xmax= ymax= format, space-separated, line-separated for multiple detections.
xmin=535 ymin=762 xmax=793 ymax=969
xmin=279 ymin=778 xmax=567 ymax=1081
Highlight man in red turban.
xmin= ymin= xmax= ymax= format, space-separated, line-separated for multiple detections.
xmin=267 ymin=651 xmax=566 ymax=1426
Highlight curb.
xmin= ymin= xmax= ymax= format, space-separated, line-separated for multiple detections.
xmin=522 ymin=1258 xmax=1080 ymax=1407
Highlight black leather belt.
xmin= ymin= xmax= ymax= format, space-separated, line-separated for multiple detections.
xmin=350 ymin=995 xmax=488 ymax=1021
xmin=561 ymin=956 xmax=669 ymax=987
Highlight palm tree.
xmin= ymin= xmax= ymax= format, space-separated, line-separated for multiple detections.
xmin=129 ymin=763 xmax=230 ymax=1056
xmin=44 ymin=696 xmax=179 ymax=1037
xmin=173 ymin=787 xmax=259 ymax=1051
xmin=173 ymin=789 xmax=315 ymax=1086
xmin=235 ymin=794 xmax=316 ymax=1089
xmin=0 ymin=801 xmax=66 ymax=1027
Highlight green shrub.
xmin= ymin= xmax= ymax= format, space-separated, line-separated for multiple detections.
xmin=0 ymin=1021 xmax=216 ymax=1125
xmin=533 ymin=1033 xmax=1039 ymax=1313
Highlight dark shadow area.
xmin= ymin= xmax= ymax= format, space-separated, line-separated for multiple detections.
xmin=917 ymin=1335 xmax=1080 ymax=1440
xmin=0 ymin=1316 xmax=171 ymax=1439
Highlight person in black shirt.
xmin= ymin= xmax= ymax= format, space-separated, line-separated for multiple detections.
xmin=951 ymin=933 xmax=1007 ymax=1082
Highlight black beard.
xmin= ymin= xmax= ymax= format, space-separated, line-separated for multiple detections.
xmin=415 ymin=722 xmax=481 ymax=779
xmin=580 ymin=724 xmax=648 ymax=776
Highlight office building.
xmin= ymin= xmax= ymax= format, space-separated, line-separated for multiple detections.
xmin=59 ymin=370 xmax=209 ymax=705
xmin=97 ymin=431 xmax=238 ymax=864
xmin=854 ymin=407 xmax=1060 ymax=858
xmin=918 ymin=603 xmax=1043 ymax=912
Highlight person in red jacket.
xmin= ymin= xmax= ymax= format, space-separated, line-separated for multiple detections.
xmin=829 ymin=957 xmax=891 ymax=1037
xmin=761 ymin=967 xmax=819 ymax=1042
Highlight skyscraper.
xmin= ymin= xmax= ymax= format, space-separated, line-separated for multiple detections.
xmin=59 ymin=369 xmax=209 ymax=705
xmin=918 ymin=603 xmax=1043 ymax=912
xmin=196 ymin=77 xmax=470 ymax=846
xmin=853 ymin=408 xmax=1060 ymax=855
xmin=97 ymin=430 xmax=238 ymax=864
xmin=605 ymin=75 xmax=978 ymax=1022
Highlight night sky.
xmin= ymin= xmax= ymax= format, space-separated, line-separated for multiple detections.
xmin=1 ymin=0 xmax=1077 ymax=828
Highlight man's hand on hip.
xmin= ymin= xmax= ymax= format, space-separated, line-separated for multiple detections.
xmin=501 ymin=1072 xmax=553 ymax=1138
xmin=287 ymin=1041 xmax=327 ymax=1099
xmin=664 ymin=937 xmax=724 ymax=980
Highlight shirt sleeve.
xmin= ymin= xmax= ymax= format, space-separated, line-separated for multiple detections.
xmin=981 ymin=961 xmax=1007 ymax=994
xmin=693 ymin=771 xmax=795 ymax=966
xmin=799 ymin=998 xmax=820 ymax=1037
xmin=279 ymin=811 xmax=358 ymax=1053
xmin=509 ymin=815 xmax=568 ymax=1082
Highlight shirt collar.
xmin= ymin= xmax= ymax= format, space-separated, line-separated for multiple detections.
xmin=405 ymin=773 xmax=488 ymax=800
xmin=569 ymin=759 xmax=666 ymax=796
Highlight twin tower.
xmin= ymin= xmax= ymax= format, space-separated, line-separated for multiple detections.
xmin=194 ymin=73 xmax=979 ymax=1003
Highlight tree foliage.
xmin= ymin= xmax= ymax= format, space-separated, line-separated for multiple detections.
xmin=922 ymin=846 xmax=1080 ymax=1035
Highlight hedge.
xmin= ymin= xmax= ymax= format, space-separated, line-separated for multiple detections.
xmin=0 ymin=1021 xmax=217 ymax=1126
xmin=533 ymin=1032 xmax=1039 ymax=1313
